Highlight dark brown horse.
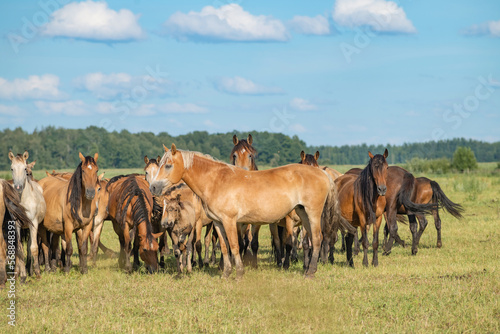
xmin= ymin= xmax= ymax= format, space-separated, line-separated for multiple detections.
xmin=0 ymin=179 xmax=32 ymax=287
xmin=382 ymin=170 xmax=463 ymax=255
xmin=38 ymin=153 xmax=101 ymax=273
xmin=106 ymin=175 xmax=162 ymax=273
xmin=336 ymin=150 xmax=389 ymax=267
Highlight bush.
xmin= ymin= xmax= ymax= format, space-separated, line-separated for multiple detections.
xmin=452 ymin=147 xmax=478 ymax=173
xmin=404 ymin=157 xmax=451 ymax=174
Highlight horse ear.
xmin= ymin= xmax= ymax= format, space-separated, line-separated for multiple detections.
xmin=28 ymin=161 xmax=36 ymax=169
xmin=383 ymin=149 xmax=389 ymax=158
xmin=152 ymin=231 xmax=165 ymax=239
xmin=163 ymin=144 xmax=169 ymax=152
xmin=79 ymin=152 xmax=85 ymax=163
xmin=94 ymin=153 xmax=99 ymax=162
xmin=233 ymin=135 xmax=239 ymax=145
xmin=157 ymin=155 xmax=161 ymax=163
xmin=144 ymin=155 xmax=149 ymax=164
xmin=171 ymin=144 xmax=177 ymax=155
xmin=98 ymin=172 xmax=105 ymax=181
xmin=247 ymin=134 xmax=253 ymax=145
xmin=8 ymin=151 xmax=14 ymax=161
xmin=300 ymin=151 xmax=305 ymax=160
xmin=23 ymin=150 xmax=29 ymax=161
xmin=45 ymin=171 xmax=51 ymax=177
xmin=368 ymin=151 xmax=374 ymax=159
xmin=314 ymin=151 xmax=320 ymax=161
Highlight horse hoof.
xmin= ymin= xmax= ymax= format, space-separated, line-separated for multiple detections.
xmin=304 ymin=273 xmax=315 ymax=280
xmin=411 ymin=250 xmax=418 ymax=256
xmin=382 ymin=251 xmax=391 ymax=256
xmin=20 ymin=276 xmax=27 ymax=284
xmin=80 ymin=268 xmax=88 ymax=275
xmin=437 ymin=242 xmax=442 ymax=248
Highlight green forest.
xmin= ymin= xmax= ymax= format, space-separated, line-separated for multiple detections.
xmin=1 ymin=126 xmax=499 ymax=170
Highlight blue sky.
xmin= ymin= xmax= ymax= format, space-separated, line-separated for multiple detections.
xmin=0 ymin=0 xmax=499 ymax=146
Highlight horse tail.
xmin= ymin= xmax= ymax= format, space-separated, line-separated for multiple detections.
xmin=430 ymin=180 xmax=464 ymax=219
xmin=397 ymin=173 xmax=437 ymax=215
xmin=1 ymin=179 xmax=32 ymax=228
xmin=323 ymin=173 xmax=356 ymax=236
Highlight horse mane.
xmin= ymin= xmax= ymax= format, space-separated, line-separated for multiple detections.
xmin=67 ymin=162 xmax=84 ymax=224
xmin=106 ymin=174 xmax=140 ymax=191
xmin=353 ymin=160 xmax=376 ymax=225
xmin=116 ymin=176 xmax=153 ymax=244
xmin=163 ymin=183 xmax=188 ymax=197
xmin=159 ymin=149 xmax=235 ymax=171
xmin=230 ymin=139 xmax=258 ymax=171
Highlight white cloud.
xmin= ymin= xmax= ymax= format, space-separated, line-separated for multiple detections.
xmin=214 ymin=76 xmax=284 ymax=95
xmin=42 ymin=0 xmax=144 ymax=41
xmin=289 ymin=123 xmax=307 ymax=133
xmin=0 ymin=104 xmax=24 ymax=116
xmin=35 ymin=100 xmax=88 ymax=116
xmin=333 ymin=0 xmax=416 ymax=33
xmin=75 ymin=72 xmax=178 ymax=100
xmin=289 ymin=15 xmax=330 ymax=35
xmin=0 ymin=75 xmax=64 ymax=100
xmin=463 ymin=20 xmax=500 ymax=37
xmin=164 ymin=4 xmax=289 ymax=42
xmin=289 ymin=98 xmax=317 ymax=111
xmin=158 ymin=102 xmax=208 ymax=114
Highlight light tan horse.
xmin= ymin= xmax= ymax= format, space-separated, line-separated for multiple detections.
xmin=9 ymin=151 xmax=46 ymax=278
xmin=150 ymin=144 xmax=352 ymax=278
xmin=38 ymin=153 xmax=101 ymax=273
xmin=0 ymin=179 xmax=32 ymax=287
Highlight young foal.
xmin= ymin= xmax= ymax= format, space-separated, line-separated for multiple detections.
xmin=9 ymin=151 xmax=46 ymax=278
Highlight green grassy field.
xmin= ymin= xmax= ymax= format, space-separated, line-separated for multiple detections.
xmin=1 ymin=165 xmax=499 ymax=333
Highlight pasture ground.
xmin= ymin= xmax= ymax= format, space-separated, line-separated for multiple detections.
xmin=0 ymin=164 xmax=499 ymax=333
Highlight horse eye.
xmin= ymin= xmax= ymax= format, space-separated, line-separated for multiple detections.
xmin=145 ymin=171 xmax=148 ymax=175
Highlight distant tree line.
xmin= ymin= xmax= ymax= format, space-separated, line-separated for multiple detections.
xmin=1 ymin=126 xmax=499 ymax=170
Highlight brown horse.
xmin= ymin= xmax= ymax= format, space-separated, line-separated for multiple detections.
xmin=145 ymin=155 xmax=216 ymax=269
xmin=0 ymin=179 xmax=32 ymax=287
xmin=150 ymin=144 xmax=352 ymax=278
xmin=336 ymin=150 xmax=389 ymax=268
xmin=106 ymin=174 xmax=162 ymax=273
xmin=230 ymin=134 xmax=261 ymax=267
xmin=9 ymin=151 xmax=46 ymax=279
xmin=382 ymin=170 xmax=463 ymax=255
xmin=38 ymin=153 xmax=101 ymax=273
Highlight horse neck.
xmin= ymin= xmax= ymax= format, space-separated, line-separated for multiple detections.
xmin=181 ymin=155 xmax=225 ymax=203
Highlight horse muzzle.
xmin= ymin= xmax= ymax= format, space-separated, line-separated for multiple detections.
xmin=85 ymin=189 xmax=96 ymax=200
xmin=377 ymin=185 xmax=387 ymax=196
xmin=14 ymin=183 xmax=24 ymax=194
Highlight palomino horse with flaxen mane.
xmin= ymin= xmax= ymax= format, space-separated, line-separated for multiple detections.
xmin=9 ymin=151 xmax=46 ymax=279
xmin=150 ymin=144 xmax=353 ymax=278
xmin=0 ymin=179 xmax=32 ymax=287
xmin=38 ymin=153 xmax=101 ymax=274
xmin=106 ymin=174 xmax=162 ymax=273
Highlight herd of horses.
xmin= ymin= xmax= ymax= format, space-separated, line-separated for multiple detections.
xmin=0 ymin=134 xmax=464 ymax=285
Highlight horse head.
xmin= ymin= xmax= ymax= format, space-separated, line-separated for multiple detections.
xmin=9 ymin=150 xmax=29 ymax=195
xmin=231 ymin=134 xmax=258 ymax=171
xmin=150 ymin=144 xmax=184 ymax=196
xmin=368 ymin=149 xmax=389 ymax=196
xmin=79 ymin=152 xmax=100 ymax=200
xmin=143 ymin=154 xmax=161 ymax=185
xmin=299 ymin=150 xmax=320 ymax=167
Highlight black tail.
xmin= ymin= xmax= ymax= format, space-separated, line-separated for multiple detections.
xmin=2 ymin=180 xmax=32 ymax=228
xmin=430 ymin=181 xmax=464 ymax=219
xmin=397 ymin=173 xmax=437 ymax=215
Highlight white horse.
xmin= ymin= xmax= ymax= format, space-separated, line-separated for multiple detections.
xmin=9 ymin=151 xmax=46 ymax=278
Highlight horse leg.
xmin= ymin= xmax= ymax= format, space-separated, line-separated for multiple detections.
xmin=15 ymin=224 xmax=27 ymax=283
xmin=90 ymin=220 xmax=104 ymax=264
xmin=195 ymin=220 xmax=203 ymax=269
xmin=123 ymin=228 xmax=132 ymax=273
xmin=345 ymin=232 xmax=355 ymax=268
xmin=203 ymin=223 xmax=212 ymax=267
xmin=434 ymin=209 xmax=442 ymax=248
xmin=360 ymin=223 xmax=369 ymax=267
xmin=50 ymin=234 xmax=61 ymax=272
xmin=78 ymin=223 xmax=92 ymax=274
xmin=302 ymin=229 xmax=310 ymax=270
xmin=383 ymin=210 xmax=397 ymax=255
xmin=29 ymin=222 xmax=41 ymax=278
xmin=297 ymin=207 xmax=322 ymax=278
xmin=283 ymin=216 xmax=294 ymax=270
xmin=415 ymin=214 xmax=428 ymax=249
xmin=213 ymin=221 xmax=232 ymax=278
xmin=250 ymin=224 xmax=261 ymax=268
xmin=340 ymin=231 xmax=346 ymax=253
xmin=409 ymin=214 xmax=419 ymax=255
xmin=39 ymin=226 xmax=51 ymax=272
xmin=210 ymin=225 xmax=218 ymax=265
xmin=0 ymin=226 xmax=6 ymax=287
xmin=223 ymin=219 xmax=244 ymax=279
xmin=372 ymin=216 xmax=383 ymax=267
xmin=291 ymin=226 xmax=300 ymax=263
xmin=269 ymin=223 xmax=282 ymax=268
xmin=353 ymin=230 xmax=360 ymax=256
xmin=186 ymin=230 xmax=195 ymax=274
xmin=62 ymin=227 xmax=73 ymax=273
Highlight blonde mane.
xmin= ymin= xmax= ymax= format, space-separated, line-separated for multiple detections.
xmin=159 ymin=149 xmax=236 ymax=171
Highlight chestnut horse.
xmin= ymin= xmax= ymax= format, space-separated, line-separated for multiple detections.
xmin=0 ymin=179 xmax=32 ymax=287
xmin=336 ymin=150 xmax=389 ymax=268
xmin=150 ymin=144 xmax=352 ymax=278
xmin=9 ymin=151 xmax=46 ymax=279
xmin=106 ymin=175 xmax=161 ymax=273
xmin=38 ymin=153 xmax=101 ymax=273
